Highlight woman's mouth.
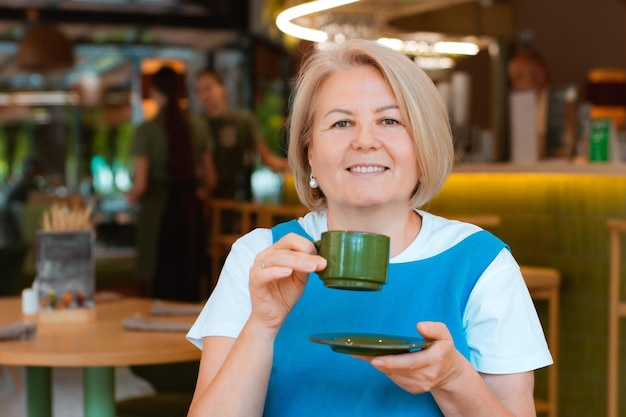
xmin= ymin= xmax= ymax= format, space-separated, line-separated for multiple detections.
xmin=348 ymin=166 xmax=387 ymax=173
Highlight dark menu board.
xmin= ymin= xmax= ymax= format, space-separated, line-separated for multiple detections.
xmin=545 ymin=84 xmax=578 ymax=158
xmin=35 ymin=231 xmax=95 ymax=311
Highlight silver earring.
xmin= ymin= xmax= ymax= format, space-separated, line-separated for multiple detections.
xmin=309 ymin=173 xmax=318 ymax=189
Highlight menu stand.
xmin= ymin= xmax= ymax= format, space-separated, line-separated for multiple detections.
xmin=34 ymin=230 xmax=96 ymax=324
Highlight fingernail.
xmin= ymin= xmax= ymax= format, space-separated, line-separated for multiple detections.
xmin=303 ymin=262 xmax=319 ymax=270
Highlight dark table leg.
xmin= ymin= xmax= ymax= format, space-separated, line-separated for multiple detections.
xmin=26 ymin=366 xmax=52 ymax=417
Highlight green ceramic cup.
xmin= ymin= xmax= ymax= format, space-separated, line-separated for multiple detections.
xmin=314 ymin=231 xmax=390 ymax=291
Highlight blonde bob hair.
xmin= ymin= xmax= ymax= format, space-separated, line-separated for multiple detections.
xmin=287 ymin=39 xmax=454 ymax=211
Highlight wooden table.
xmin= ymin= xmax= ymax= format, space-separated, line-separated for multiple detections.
xmin=0 ymin=297 xmax=201 ymax=417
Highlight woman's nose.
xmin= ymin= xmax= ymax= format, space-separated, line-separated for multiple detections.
xmin=352 ymin=123 xmax=381 ymax=150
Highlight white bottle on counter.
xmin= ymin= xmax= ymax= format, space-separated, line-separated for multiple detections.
xmin=21 ymin=287 xmax=38 ymax=316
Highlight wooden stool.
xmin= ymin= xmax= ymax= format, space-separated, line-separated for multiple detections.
xmin=606 ymin=219 xmax=626 ymax=417
xmin=520 ymin=265 xmax=561 ymax=417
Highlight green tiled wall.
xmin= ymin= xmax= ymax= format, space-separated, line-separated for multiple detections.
xmin=428 ymin=173 xmax=626 ymax=417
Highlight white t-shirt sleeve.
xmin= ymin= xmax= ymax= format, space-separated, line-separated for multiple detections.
xmin=464 ymin=249 xmax=554 ymax=374
xmin=186 ymin=228 xmax=273 ymax=350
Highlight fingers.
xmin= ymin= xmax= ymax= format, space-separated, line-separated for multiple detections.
xmin=367 ymin=322 xmax=452 ymax=371
xmin=368 ymin=347 xmax=428 ymax=372
xmin=416 ymin=322 xmax=452 ymax=343
xmin=359 ymin=322 xmax=463 ymax=395
xmin=255 ymin=233 xmax=327 ymax=275
xmin=272 ymin=232 xmax=320 ymax=254
xmin=257 ymin=251 xmax=325 ymax=275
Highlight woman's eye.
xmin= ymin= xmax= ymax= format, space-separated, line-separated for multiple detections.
xmin=332 ymin=120 xmax=351 ymax=128
xmin=381 ymin=118 xmax=400 ymax=126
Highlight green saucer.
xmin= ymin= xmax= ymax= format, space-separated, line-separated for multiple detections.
xmin=309 ymin=333 xmax=431 ymax=356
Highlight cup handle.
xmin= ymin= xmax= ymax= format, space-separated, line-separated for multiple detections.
xmin=312 ymin=240 xmax=321 ymax=253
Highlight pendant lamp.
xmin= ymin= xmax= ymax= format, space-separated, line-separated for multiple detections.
xmin=17 ymin=24 xmax=75 ymax=72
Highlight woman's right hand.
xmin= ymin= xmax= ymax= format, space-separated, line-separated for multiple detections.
xmin=248 ymin=233 xmax=327 ymax=331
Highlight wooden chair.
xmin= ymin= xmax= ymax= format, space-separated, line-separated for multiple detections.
xmin=206 ymin=199 xmax=308 ymax=295
xmin=606 ymin=219 xmax=626 ymax=417
xmin=520 ymin=265 xmax=561 ymax=417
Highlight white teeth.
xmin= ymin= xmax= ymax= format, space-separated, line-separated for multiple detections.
xmin=350 ymin=166 xmax=385 ymax=173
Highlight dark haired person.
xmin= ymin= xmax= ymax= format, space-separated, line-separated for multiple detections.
xmin=128 ymin=65 xmax=216 ymax=301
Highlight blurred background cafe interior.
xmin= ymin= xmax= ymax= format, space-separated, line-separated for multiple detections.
xmin=0 ymin=0 xmax=626 ymax=416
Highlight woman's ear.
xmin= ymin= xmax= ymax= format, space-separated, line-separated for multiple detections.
xmin=307 ymin=145 xmax=314 ymax=170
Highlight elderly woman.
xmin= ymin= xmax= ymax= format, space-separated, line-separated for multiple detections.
xmin=186 ymin=39 xmax=551 ymax=417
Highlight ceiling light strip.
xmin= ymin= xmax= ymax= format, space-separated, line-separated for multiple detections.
xmin=433 ymin=41 xmax=479 ymax=55
xmin=378 ymin=38 xmax=479 ymax=57
xmin=0 ymin=92 xmax=80 ymax=106
xmin=276 ymin=0 xmax=359 ymax=43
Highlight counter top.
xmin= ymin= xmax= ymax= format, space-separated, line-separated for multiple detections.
xmin=454 ymin=160 xmax=625 ymax=175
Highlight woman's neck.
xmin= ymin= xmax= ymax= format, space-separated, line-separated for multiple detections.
xmin=326 ymin=206 xmax=421 ymax=257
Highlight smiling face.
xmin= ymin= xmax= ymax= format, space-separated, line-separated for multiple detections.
xmin=308 ymin=66 xmax=419 ymax=212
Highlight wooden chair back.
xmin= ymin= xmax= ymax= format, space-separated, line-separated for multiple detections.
xmin=206 ymin=199 xmax=308 ymax=294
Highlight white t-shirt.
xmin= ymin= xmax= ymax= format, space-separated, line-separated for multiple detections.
xmin=187 ymin=210 xmax=553 ymax=374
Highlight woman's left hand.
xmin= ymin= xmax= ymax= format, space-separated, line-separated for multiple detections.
xmin=356 ymin=322 xmax=469 ymax=394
